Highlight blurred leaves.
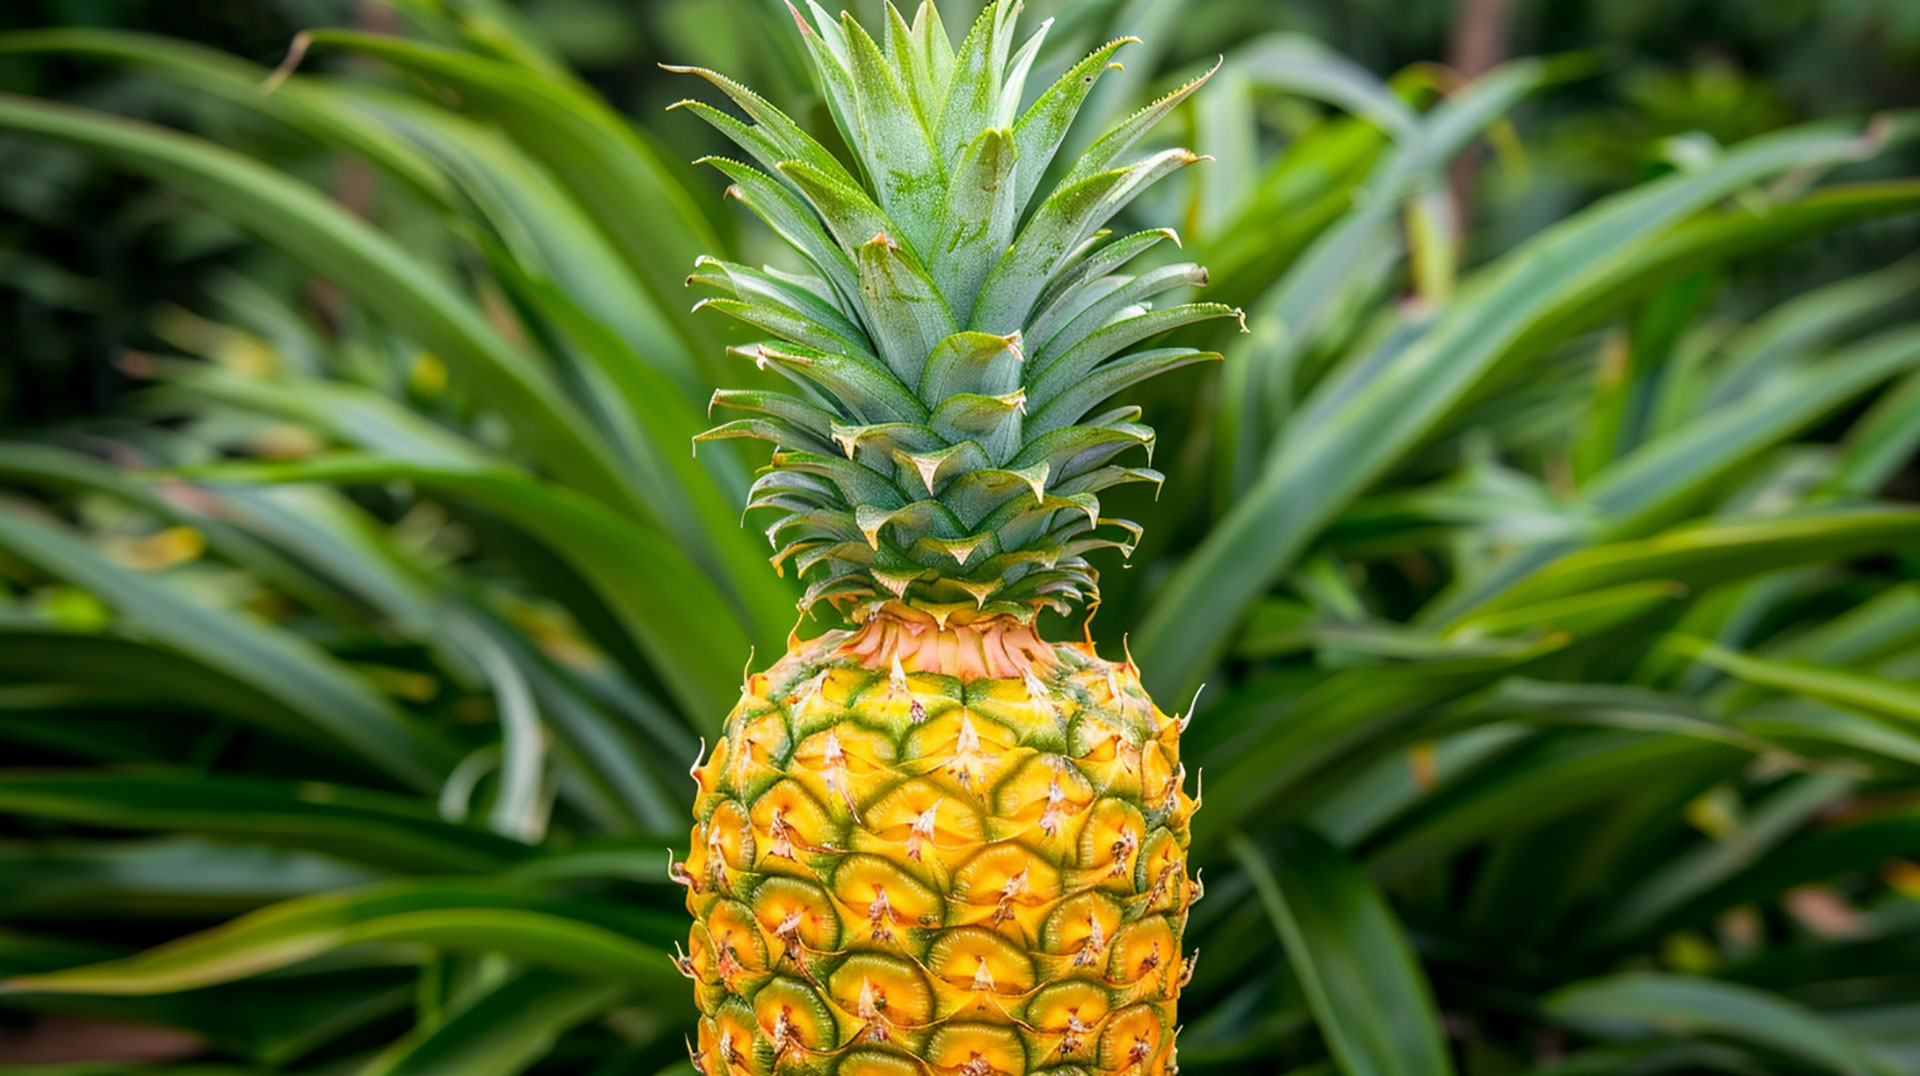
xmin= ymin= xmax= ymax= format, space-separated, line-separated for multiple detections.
xmin=1236 ymin=829 xmax=1455 ymax=1076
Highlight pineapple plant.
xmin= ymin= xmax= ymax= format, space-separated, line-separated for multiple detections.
xmin=671 ymin=2 xmax=1236 ymax=1072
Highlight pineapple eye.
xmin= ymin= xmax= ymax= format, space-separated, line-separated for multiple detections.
xmin=750 ymin=876 xmax=840 ymax=954
xmin=751 ymin=977 xmax=835 ymax=1054
xmin=1099 ymin=1004 xmax=1169 ymax=1072
xmin=1040 ymin=890 xmax=1125 ymax=959
xmin=1028 ymin=980 xmax=1112 ymax=1035
xmin=927 ymin=926 xmax=1036 ymax=995
xmin=835 ymin=1052 xmax=919 ymax=1076
xmin=829 ymin=953 xmax=933 ymax=1026
xmin=926 ymin=1024 xmax=1026 ymax=1076
xmin=833 ymin=854 xmax=944 ymax=925
xmin=1110 ymin=917 xmax=1180 ymax=993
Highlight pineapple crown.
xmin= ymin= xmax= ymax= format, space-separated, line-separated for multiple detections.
xmin=677 ymin=0 xmax=1237 ymax=624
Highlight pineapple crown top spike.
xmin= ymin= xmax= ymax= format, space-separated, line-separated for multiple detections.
xmin=678 ymin=0 xmax=1238 ymax=625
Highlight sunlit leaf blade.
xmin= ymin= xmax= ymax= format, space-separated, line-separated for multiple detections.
xmin=1366 ymin=730 xmax=1745 ymax=879
xmin=0 ymin=442 xmax=378 ymax=622
xmin=1579 ymin=327 xmax=1920 ymax=536
xmin=0 ymin=839 xmax=387 ymax=920
xmin=1672 ymin=637 xmax=1920 ymax=727
xmin=2 ymin=882 xmax=683 ymax=997
xmin=1196 ymin=639 xmax=1564 ymax=852
xmin=1447 ymin=509 xmax=1920 ymax=625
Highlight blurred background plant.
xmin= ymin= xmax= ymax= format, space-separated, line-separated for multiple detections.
xmin=2 ymin=0 xmax=1919 ymax=1074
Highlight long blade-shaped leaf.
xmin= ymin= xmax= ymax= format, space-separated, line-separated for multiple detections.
xmin=357 ymin=969 xmax=622 ymax=1076
xmin=0 ymin=94 xmax=642 ymax=519
xmin=1674 ymin=637 xmax=1920 ymax=726
xmin=1547 ymin=973 xmax=1887 ymax=1076
xmin=1456 ymin=509 xmax=1920 ymax=624
xmin=0 ymin=838 xmax=387 ymax=920
xmin=1233 ymin=830 xmax=1455 ymax=1076
xmin=0 ymin=28 xmax=455 ymax=208
xmin=0 ymin=773 xmax=528 ymax=874
xmin=176 ymin=456 xmax=755 ymax=723
xmin=1579 ymin=327 xmax=1920 ymax=536
xmin=2 ymin=882 xmax=681 ymax=996
xmin=296 ymin=31 xmax=723 ymax=362
xmin=0 ymin=508 xmax=456 ymax=789
xmin=1138 ymin=121 xmax=1886 ymax=698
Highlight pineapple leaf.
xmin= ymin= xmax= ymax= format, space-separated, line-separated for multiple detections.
xmin=698 ymin=417 xmax=840 ymax=458
xmin=0 ymin=882 xmax=685 ymax=996
xmin=973 ymin=149 xmax=1203 ymax=331
xmin=0 ymin=508 xmax=459 ymax=790
xmin=934 ymin=0 xmax=1020 ymax=172
xmin=661 ymin=63 xmax=858 ymax=191
xmin=907 ymin=0 xmax=956 ymax=100
xmin=709 ymin=388 xmax=843 ymax=440
xmin=1028 ymin=347 xmax=1223 ymax=435
xmin=695 ymin=296 xmax=881 ymax=366
xmin=1028 ymin=302 xmax=1244 ymax=408
xmin=931 ymin=125 xmax=1020 ymax=322
xmin=767 ymin=450 xmax=910 ymax=509
xmin=692 ymin=256 xmax=865 ymax=342
xmin=928 ymin=390 xmax=1029 ymax=463
xmin=1006 ymin=421 xmax=1156 ymax=477
xmin=882 ymin=3 xmax=935 ymax=129
xmin=995 ymin=16 xmax=1052 ymax=129
xmin=841 ymin=11 xmax=946 ymax=253
xmin=702 ymin=156 xmax=861 ymax=299
xmin=1032 ymin=262 xmax=1215 ymax=364
xmin=854 ymin=232 xmax=959 ymax=384
xmin=1011 ymin=37 xmax=1136 ymax=212
xmin=1061 ymin=57 xmax=1221 ymax=187
xmin=895 ymin=439 xmax=996 ymax=496
xmin=1235 ymin=830 xmax=1458 ymax=1076
xmin=776 ymin=157 xmax=900 ymax=260
xmin=734 ymin=341 xmax=929 ymax=423
xmin=1138 ymin=119 xmax=1891 ymax=696
xmin=918 ymin=329 xmax=1026 ymax=405
xmin=1029 ymin=226 xmax=1182 ymax=331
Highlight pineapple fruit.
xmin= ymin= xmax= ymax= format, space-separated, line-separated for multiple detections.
xmin=672 ymin=3 xmax=1234 ymax=1073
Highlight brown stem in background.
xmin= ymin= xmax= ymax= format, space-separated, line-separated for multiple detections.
xmin=302 ymin=0 xmax=398 ymax=332
xmin=1445 ymin=0 xmax=1513 ymax=235
xmin=0 ymin=1016 xmax=202 ymax=1064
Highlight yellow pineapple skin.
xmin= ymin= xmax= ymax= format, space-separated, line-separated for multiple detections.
xmin=679 ymin=624 xmax=1197 ymax=1076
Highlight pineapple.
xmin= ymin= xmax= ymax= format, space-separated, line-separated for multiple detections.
xmin=672 ymin=3 xmax=1233 ymax=1073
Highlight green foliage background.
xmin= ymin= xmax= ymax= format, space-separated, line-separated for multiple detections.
xmin=1 ymin=0 xmax=1919 ymax=1073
